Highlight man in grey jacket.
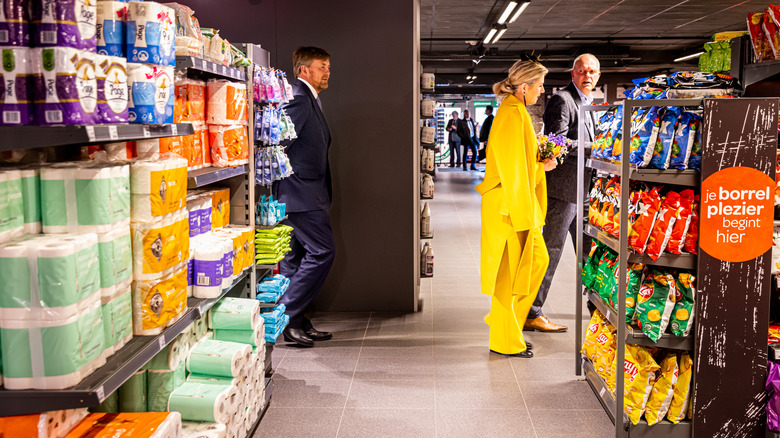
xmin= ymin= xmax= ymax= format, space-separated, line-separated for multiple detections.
xmin=525 ymin=53 xmax=600 ymax=332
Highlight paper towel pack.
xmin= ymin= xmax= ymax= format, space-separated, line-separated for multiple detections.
xmin=129 ymin=155 xmax=187 ymax=222
xmin=168 ymin=381 xmax=236 ymax=423
xmin=32 ymin=0 xmax=97 ymax=50
xmin=130 ymin=209 xmax=189 ymax=280
xmin=0 ymin=47 xmax=32 ymax=126
xmin=0 ymin=0 xmax=30 ymax=46
xmin=0 ymin=408 xmax=89 ymax=438
xmin=127 ymin=62 xmax=174 ymax=124
xmin=96 ymin=1 xmax=127 ymax=57
xmin=209 ymin=124 xmax=249 ymax=167
xmin=31 ymin=47 xmax=98 ymax=125
xmin=126 ymin=1 xmax=175 ymax=66
xmin=0 ymin=169 xmax=24 ymax=245
xmin=208 ymin=298 xmax=260 ymax=331
xmin=100 ymin=285 xmax=132 ymax=357
xmin=188 ymin=339 xmax=251 ymax=379
xmin=207 ymin=80 xmax=247 ymax=125
xmin=95 ymin=54 xmax=129 ymax=123
xmin=65 ymin=412 xmax=183 ymax=438
xmin=131 ymin=266 xmax=187 ymax=336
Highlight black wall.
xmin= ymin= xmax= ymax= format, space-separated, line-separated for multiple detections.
xmin=183 ymin=0 xmax=420 ymax=311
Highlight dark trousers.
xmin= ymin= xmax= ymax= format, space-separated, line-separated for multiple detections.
xmin=279 ymin=210 xmax=336 ymax=329
xmin=462 ymin=138 xmax=478 ymax=169
xmin=528 ymin=197 xmax=591 ymax=319
xmin=449 ymin=139 xmax=461 ymax=167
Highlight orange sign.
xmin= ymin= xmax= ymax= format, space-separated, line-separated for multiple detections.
xmin=700 ymin=166 xmax=774 ymax=262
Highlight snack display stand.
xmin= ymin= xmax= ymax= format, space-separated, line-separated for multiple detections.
xmin=575 ymin=97 xmax=778 ymax=438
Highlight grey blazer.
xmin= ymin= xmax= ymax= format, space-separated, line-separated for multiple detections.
xmin=543 ymin=82 xmax=595 ymax=203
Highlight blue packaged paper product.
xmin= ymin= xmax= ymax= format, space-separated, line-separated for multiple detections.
xmin=127 ymin=63 xmax=173 ymax=124
xmin=96 ymin=1 xmax=127 ymax=57
xmin=32 ymin=0 xmax=96 ymax=50
xmin=629 ymin=106 xmax=663 ymax=167
xmin=669 ymin=112 xmax=698 ymax=170
xmin=125 ymin=1 xmax=175 ymax=66
xmin=648 ymin=107 xmax=681 ymax=169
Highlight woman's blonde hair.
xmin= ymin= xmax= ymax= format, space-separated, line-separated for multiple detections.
xmin=492 ymin=60 xmax=548 ymax=99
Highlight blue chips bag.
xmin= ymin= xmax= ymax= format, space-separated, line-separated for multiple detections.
xmin=629 ymin=106 xmax=663 ymax=167
xmin=603 ymin=106 xmax=623 ymax=161
xmin=688 ymin=115 xmax=703 ymax=170
xmin=648 ymin=107 xmax=681 ymax=169
xmin=669 ymin=112 xmax=699 ymax=170
xmin=592 ymin=109 xmax=615 ymax=161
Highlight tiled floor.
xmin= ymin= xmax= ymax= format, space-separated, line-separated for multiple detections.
xmin=255 ymin=167 xmax=614 ymax=438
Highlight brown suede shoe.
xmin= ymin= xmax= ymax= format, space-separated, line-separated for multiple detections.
xmin=524 ymin=316 xmax=568 ymax=332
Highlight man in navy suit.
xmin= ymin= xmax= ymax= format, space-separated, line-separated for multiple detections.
xmin=273 ymin=46 xmax=335 ymax=348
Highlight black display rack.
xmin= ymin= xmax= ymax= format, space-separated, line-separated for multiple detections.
xmin=729 ymin=35 xmax=780 ymax=88
xmin=176 ymin=56 xmax=247 ymax=81
xmin=187 ymin=165 xmax=248 ymax=189
xmin=0 ymin=268 xmax=251 ymax=417
xmin=0 ymin=123 xmax=195 ymax=152
xmin=584 ymin=224 xmax=698 ymax=270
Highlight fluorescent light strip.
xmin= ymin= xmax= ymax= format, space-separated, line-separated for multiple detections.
xmin=497 ymin=2 xmax=517 ymax=24
xmin=508 ymin=1 xmax=530 ymax=23
xmin=492 ymin=28 xmax=508 ymax=44
xmin=674 ymin=51 xmax=704 ymax=62
xmin=484 ymin=28 xmax=497 ymax=44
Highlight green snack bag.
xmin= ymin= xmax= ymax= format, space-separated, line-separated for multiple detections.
xmin=583 ymin=241 xmax=608 ymax=290
xmin=670 ymin=272 xmax=695 ymax=337
xmin=635 ymin=269 xmax=677 ymax=341
xmin=610 ymin=263 xmax=645 ymax=324
xmin=594 ymin=255 xmax=618 ymax=303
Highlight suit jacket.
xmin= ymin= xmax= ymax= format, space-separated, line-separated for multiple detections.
xmin=446 ymin=119 xmax=460 ymax=143
xmin=272 ymin=79 xmax=332 ymax=212
xmin=543 ymin=82 xmax=595 ymax=203
xmin=457 ymin=118 xmax=478 ymax=146
xmin=479 ymin=114 xmax=494 ymax=143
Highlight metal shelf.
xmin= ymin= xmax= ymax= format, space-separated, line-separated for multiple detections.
xmin=422 ymin=143 xmax=439 ymax=152
xmin=420 ymin=115 xmax=435 ymax=120
xmin=587 ymin=159 xmax=700 ymax=187
xmin=0 ymin=268 xmax=251 ymax=417
xmin=582 ymin=357 xmax=692 ymax=437
xmin=0 ymin=123 xmax=195 ymax=153
xmin=176 ymin=56 xmax=247 ymax=81
xmin=421 ymin=168 xmax=436 ymax=176
xmin=255 ymin=217 xmax=288 ymax=230
xmin=584 ymin=224 xmax=697 ymax=270
xmin=187 ymin=165 xmax=248 ymax=189
xmin=587 ymin=290 xmax=694 ymax=351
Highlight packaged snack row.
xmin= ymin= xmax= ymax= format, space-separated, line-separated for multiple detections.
xmin=747 ymin=5 xmax=780 ymax=62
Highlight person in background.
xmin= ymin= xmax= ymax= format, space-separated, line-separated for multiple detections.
xmin=273 ymin=46 xmax=336 ymax=348
xmin=446 ymin=111 xmax=462 ymax=168
xmin=525 ymin=53 xmax=600 ymax=333
xmin=458 ymin=109 xmax=479 ymax=171
xmin=476 ymin=59 xmax=556 ymax=358
xmin=478 ymin=105 xmax=494 ymax=163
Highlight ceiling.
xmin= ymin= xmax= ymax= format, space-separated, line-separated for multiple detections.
xmin=420 ymin=0 xmax=765 ymax=92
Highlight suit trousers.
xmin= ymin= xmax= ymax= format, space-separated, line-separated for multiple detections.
xmin=279 ymin=210 xmax=336 ymax=329
xmin=462 ymin=138 xmax=478 ymax=169
xmin=528 ymin=197 xmax=591 ymax=319
xmin=449 ymin=139 xmax=462 ymax=167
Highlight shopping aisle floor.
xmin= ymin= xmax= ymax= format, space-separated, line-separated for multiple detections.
xmin=255 ymin=168 xmax=614 ymax=438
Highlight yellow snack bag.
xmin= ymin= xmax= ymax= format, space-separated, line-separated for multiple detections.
xmin=581 ymin=310 xmax=607 ymax=361
xmin=623 ymin=344 xmax=661 ymax=425
xmin=594 ymin=328 xmax=616 ymax=385
xmin=644 ymin=353 xmax=678 ymax=425
xmin=667 ymin=351 xmax=693 ymax=423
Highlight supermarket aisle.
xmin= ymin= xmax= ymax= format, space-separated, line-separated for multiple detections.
xmin=255 ymin=168 xmax=613 ymax=438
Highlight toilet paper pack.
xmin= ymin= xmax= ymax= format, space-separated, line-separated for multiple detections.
xmin=208 ymin=298 xmax=260 ymax=331
xmin=131 ymin=209 xmax=190 ymax=280
xmin=128 ymin=62 xmax=174 ymax=124
xmin=104 ymin=141 xmax=136 ymax=160
xmin=168 ymin=381 xmax=235 ymax=423
xmin=187 ymin=339 xmax=252 ymax=379
xmin=118 ymin=369 xmax=147 ymax=413
xmin=32 ymin=0 xmax=97 ymax=50
xmin=175 ymin=76 xmax=206 ymax=122
xmin=96 ymin=1 xmax=127 ymax=57
xmin=19 ymin=167 xmax=41 ymax=234
xmin=207 ymin=80 xmax=247 ymax=125
xmin=130 ymin=155 xmax=187 ymax=222
xmin=95 ymin=54 xmax=129 ymax=124
xmin=0 ymin=408 xmax=89 ymax=437
xmin=100 ymin=285 xmax=132 ymax=357
xmin=209 ymin=124 xmax=249 ymax=167
xmin=0 ymin=0 xmax=31 ymax=46
xmin=131 ymin=266 xmax=187 ymax=336
xmin=126 ymin=1 xmax=175 ymax=66
xmin=181 ymin=421 xmax=228 ymax=438
xmin=0 ymin=169 xmax=24 ymax=245
xmin=192 ymin=241 xmax=223 ymax=299
xmin=0 ymin=47 xmax=33 ymax=126
xmin=98 ymin=226 xmax=132 ymax=292
xmin=31 ymin=47 xmax=98 ymax=125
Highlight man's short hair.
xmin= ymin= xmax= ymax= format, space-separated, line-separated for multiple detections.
xmin=451 ymin=111 xmax=458 ymax=116
xmin=293 ymin=46 xmax=331 ymax=78
xmin=572 ymin=53 xmax=600 ymax=72
xmin=486 ymin=105 xmax=493 ymax=113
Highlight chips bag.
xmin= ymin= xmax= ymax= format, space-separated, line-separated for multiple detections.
xmin=582 ymin=310 xmax=615 ymax=362
xmin=609 ymin=263 xmax=645 ymax=324
xmin=748 ymin=12 xmax=776 ymax=62
xmin=603 ymin=178 xmax=622 ymax=238
xmin=588 ymin=176 xmax=607 ymax=226
xmin=629 ymin=186 xmax=663 ymax=254
xmin=648 ymin=107 xmax=681 ymax=169
xmin=597 ymin=176 xmax=620 ymax=230
xmin=594 ymin=253 xmax=619 ymax=303
xmin=683 ymin=195 xmax=699 ymax=254
xmin=670 ymin=272 xmax=695 ymax=337
xmin=668 ymin=190 xmax=695 ymax=255
xmin=669 ymin=112 xmax=696 ymax=170
xmin=667 ymin=352 xmax=693 ymax=423
xmin=623 ymin=344 xmax=661 ymax=425
xmin=629 ymin=107 xmax=664 ymax=168
xmin=635 ymin=269 xmax=678 ymax=342
xmin=583 ymin=241 xmax=610 ymax=290
xmin=644 ymin=353 xmax=679 ymax=425
xmin=592 ymin=110 xmax=615 ymax=160
xmin=688 ymin=117 xmax=702 ymax=170
xmin=603 ymin=106 xmax=624 ymax=161
xmin=646 ymin=191 xmax=681 ymax=261
xmin=764 ymin=9 xmax=780 ymax=60
xmin=767 ymin=360 xmax=780 ymax=432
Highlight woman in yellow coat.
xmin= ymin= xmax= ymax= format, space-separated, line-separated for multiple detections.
xmin=476 ymin=60 xmax=556 ymax=358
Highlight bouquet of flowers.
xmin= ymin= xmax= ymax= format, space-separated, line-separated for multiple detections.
xmin=537 ymin=133 xmax=572 ymax=165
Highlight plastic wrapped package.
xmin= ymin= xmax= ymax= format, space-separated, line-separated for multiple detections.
xmin=181 ymin=421 xmax=228 ymax=438
xmin=19 ymin=167 xmax=41 ymax=234
xmin=94 ymin=54 xmax=128 ymax=124
xmin=125 ymin=1 xmax=176 ymax=66
xmin=175 ymin=77 xmax=206 ymax=122
xmin=127 ymin=63 xmax=174 ymax=124
xmin=0 ymin=409 xmax=89 ymax=438
xmin=197 ymin=187 xmax=230 ymax=229
xmin=31 ymin=47 xmax=98 ymax=125
xmin=635 ymin=269 xmax=677 ymax=342
xmin=98 ymin=226 xmax=132 ymax=294
xmin=96 ymin=1 xmax=127 ymax=57
xmin=623 ymin=345 xmax=661 ymax=425
xmin=164 ymin=2 xmax=202 ymax=57
xmin=187 ymin=339 xmax=252 ymax=378
xmin=168 ymin=381 xmax=238 ymax=423
xmin=208 ymin=298 xmax=261 ymax=331
xmin=767 ymin=360 xmax=780 ymax=432
xmin=764 ymin=9 xmax=780 ymax=60
xmin=667 ymin=352 xmax=693 ymax=423
xmin=0 ymin=169 xmax=24 ymax=244
xmin=65 ymin=412 xmax=182 ymax=438
xmin=31 ymin=0 xmax=97 ymax=50
xmin=100 ymin=285 xmax=132 ymax=357
xmin=644 ymin=353 xmax=678 ymax=425
xmin=104 ymin=141 xmax=135 ymax=161
xmin=146 ymin=332 xmax=189 ymax=371
xmin=129 ymin=155 xmax=188 ymax=222
xmin=748 ymin=12 xmax=776 ymax=62
xmin=130 ymin=209 xmax=190 ymax=280
xmin=146 ymin=364 xmax=186 ymax=412
xmin=207 ymin=80 xmax=247 ymax=125
xmin=0 ymin=0 xmax=30 ymax=46
xmin=0 ymin=47 xmax=32 ymax=126
xmin=118 ymin=369 xmax=147 ymax=413
xmin=131 ymin=266 xmax=187 ymax=336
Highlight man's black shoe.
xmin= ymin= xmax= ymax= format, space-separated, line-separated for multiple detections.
xmin=283 ymin=327 xmax=314 ymax=347
xmin=305 ymin=328 xmax=333 ymax=341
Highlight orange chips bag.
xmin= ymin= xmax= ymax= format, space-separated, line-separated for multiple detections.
xmin=682 ymin=195 xmax=699 ymax=254
xmin=667 ymin=190 xmax=694 ymax=255
xmin=646 ymin=191 xmax=681 ymax=261
xmin=629 ymin=186 xmax=663 ymax=254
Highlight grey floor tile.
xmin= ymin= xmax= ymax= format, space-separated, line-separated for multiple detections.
xmin=435 ymin=409 xmax=537 ymax=438
xmin=309 ymin=311 xmax=372 ymax=322
xmin=510 ymin=358 xmax=580 ymax=382
xmin=346 ymin=380 xmax=435 ymax=409
xmin=529 ymin=409 xmax=616 ymax=438
xmin=353 ymin=355 xmax=435 ymax=380
xmin=521 ymin=333 xmax=577 ymax=361
xmin=519 ymin=379 xmax=605 ymax=411
xmin=275 ymin=340 xmax=363 ymax=358
xmin=359 ymin=337 xmax=434 ymax=358
xmin=435 ymin=380 xmax=526 ymax=410
xmin=275 ymin=354 xmax=359 ymax=380
xmin=434 ymin=350 xmax=517 ymax=381
xmin=270 ymin=379 xmax=352 ymax=408
xmin=253 ymin=407 xmax=341 ymax=438
xmin=336 ymin=408 xmax=436 ymax=438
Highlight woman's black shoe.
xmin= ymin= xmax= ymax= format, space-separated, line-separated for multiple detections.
xmin=490 ymin=349 xmax=533 ymax=358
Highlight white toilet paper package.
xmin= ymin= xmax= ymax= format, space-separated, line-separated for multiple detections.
xmin=130 ymin=155 xmax=187 ymax=222
xmin=98 ymin=227 xmax=132 ymax=292
xmin=192 ymin=237 xmax=225 ymax=299
xmin=0 ymin=301 xmax=105 ymax=390
xmin=207 ymin=79 xmax=247 ymax=125
xmin=19 ymin=167 xmax=41 ymax=234
xmin=181 ymin=421 xmax=228 ymax=438
xmin=0 ymin=233 xmax=101 ymax=320
xmin=0 ymin=169 xmax=24 ymax=244
xmin=208 ymin=297 xmax=260 ymax=331
xmin=101 ymin=286 xmax=132 ymax=356
xmin=31 ymin=47 xmax=98 ymax=125
xmin=0 ymin=0 xmax=30 ymax=46
xmin=146 ymin=364 xmax=186 ymax=412
xmin=65 ymin=412 xmax=183 ymax=438
xmin=96 ymin=1 xmax=127 ymax=57
xmin=131 ymin=266 xmax=187 ymax=336
xmin=126 ymin=1 xmax=175 ymax=66
xmin=0 ymin=47 xmax=33 ymax=126
xmin=187 ymin=339 xmax=251 ymax=378
xmin=95 ymin=54 xmax=128 ymax=123
xmin=128 ymin=63 xmax=174 ymax=124
xmin=131 ymin=209 xmax=189 ymax=280
xmin=31 ymin=0 xmax=97 ymax=50
xmin=168 ymin=381 xmax=237 ymax=423
xmin=0 ymin=408 xmax=89 ymax=438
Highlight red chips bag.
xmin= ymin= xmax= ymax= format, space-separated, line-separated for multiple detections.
xmin=598 ymin=177 xmax=620 ymax=231
xmin=748 ymin=12 xmax=776 ymax=61
xmin=589 ymin=176 xmax=606 ymax=226
xmin=668 ymin=190 xmax=694 ymax=255
xmin=764 ymin=8 xmax=780 ymax=59
xmin=603 ymin=177 xmax=622 ymax=238
xmin=683 ymin=195 xmax=699 ymax=254
xmin=646 ymin=192 xmax=680 ymax=261
xmin=629 ymin=187 xmax=663 ymax=254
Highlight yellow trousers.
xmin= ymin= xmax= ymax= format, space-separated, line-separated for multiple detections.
xmin=484 ymin=227 xmax=549 ymax=354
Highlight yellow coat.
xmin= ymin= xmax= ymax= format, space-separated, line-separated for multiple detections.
xmin=475 ymin=95 xmax=547 ymax=297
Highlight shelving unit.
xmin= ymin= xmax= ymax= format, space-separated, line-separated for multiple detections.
xmin=176 ymin=56 xmax=247 ymax=81
xmin=584 ymin=224 xmax=697 ymax=270
xmin=187 ymin=165 xmax=248 ymax=189
xmin=729 ymin=35 xmax=780 ymax=88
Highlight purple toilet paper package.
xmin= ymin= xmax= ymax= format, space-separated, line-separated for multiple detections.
xmin=0 ymin=0 xmax=30 ymax=46
xmin=32 ymin=0 xmax=97 ymax=50
xmin=31 ymin=47 xmax=99 ymax=125
xmin=0 ymin=48 xmax=33 ymax=126
xmin=95 ymin=54 xmax=128 ymax=123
